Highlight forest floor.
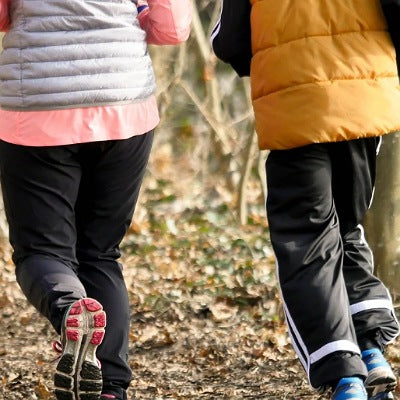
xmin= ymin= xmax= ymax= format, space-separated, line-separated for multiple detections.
xmin=1 ymin=147 xmax=400 ymax=400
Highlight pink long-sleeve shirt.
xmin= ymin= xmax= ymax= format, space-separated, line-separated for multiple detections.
xmin=0 ymin=0 xmax=191 ymax=146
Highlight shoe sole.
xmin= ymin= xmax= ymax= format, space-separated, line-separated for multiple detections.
xmin=54 ymin=298 xmax=106 ymax=400
xmin=365 ymin=367 xmax=397 ymax=398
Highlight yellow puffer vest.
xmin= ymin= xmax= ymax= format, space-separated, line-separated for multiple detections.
xmin=250 ymin=0 xmax=400 ymax=150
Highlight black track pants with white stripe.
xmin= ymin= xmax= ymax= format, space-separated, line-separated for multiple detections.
xmin=265 ymin=138 xmax=399 ymax=389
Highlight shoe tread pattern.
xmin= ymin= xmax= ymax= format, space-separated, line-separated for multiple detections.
xmin=54 ymin=298 xmax=106 ymax=400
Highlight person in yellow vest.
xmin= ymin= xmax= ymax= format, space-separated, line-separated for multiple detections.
xmin=212 ymin=1 xmax=400 ymax=399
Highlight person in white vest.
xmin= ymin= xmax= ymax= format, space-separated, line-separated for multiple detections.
xmin=0 ymin=1 xmax=191 ymax=399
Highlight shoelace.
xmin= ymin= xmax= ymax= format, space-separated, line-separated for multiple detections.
xmin=49 ymin=340 xmax=64 ymax=363
xmin=53 ymin=340 xmax=63 ymax=354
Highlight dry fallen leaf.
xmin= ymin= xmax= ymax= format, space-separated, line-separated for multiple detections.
xmin=209 ymin=302 xmax=238 ymax=321
xmin=34 ymin=378 xmax=52 ymax=400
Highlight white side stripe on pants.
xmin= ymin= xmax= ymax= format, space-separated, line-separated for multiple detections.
xmin=309 ymin=340 xmax=360 ymax=364
xmin=350 ymin=299 xmax=394 ymax=316
xmin=210 ymin=0 xmax=223 ymax=44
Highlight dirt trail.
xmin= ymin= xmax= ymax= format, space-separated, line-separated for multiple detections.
xmin=1 ymin=266 xmax=400 ymax=400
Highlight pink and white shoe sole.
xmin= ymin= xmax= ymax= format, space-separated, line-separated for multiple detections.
xmin=54 ymin=298 xmax=106 ymax=400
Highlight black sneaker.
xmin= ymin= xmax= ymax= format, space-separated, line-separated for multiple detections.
xmin=54 ymin=298 xmax=106 ymax=400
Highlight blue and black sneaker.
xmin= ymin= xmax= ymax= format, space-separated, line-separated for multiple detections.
xmin=362 ymin=348 xmax=396 ymax=399
xmin=332 ymin=377 xmax=368 ymax=400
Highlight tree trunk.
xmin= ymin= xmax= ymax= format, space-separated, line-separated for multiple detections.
xmin=364 ymin=133 xmax=400 ymax=298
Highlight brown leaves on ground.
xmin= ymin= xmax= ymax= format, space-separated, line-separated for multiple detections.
xmin=1 ymin=156 xmax=400 ymax=399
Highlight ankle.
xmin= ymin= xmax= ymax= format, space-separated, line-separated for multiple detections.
xmin=359 ymin=330 xmax=384 ymax=353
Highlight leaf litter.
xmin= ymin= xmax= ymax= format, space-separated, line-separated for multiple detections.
xmin=1 ymin=151 xmax=400 ymax=400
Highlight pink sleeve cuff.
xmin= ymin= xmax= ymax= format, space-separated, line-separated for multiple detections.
xmin=138 ymin=0 xmax=192 ymax=45
xmin=0 ymin=0 xmax=10 ymax=31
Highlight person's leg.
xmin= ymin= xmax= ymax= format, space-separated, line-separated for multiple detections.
xmin=75 ymin=131 xmax=154 ymax=399
xmin=0 ymin=140 xmax=86 ymax=332
xmin=0 ymin=141 xmax=106 ymax=400
xmin=331 ymin=137 xmax=399 ymax=397
xmin=265 ymin=143 xmax=367 ymax=391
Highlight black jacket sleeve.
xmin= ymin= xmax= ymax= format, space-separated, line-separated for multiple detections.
xmin=210 ymin=0 xmax=252 ymax=77
xmin=380 ymin=0 xmax=400 ymax=75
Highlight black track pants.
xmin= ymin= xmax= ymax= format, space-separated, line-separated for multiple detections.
xmin=0 ymin=131 xmax=154 ymax=397
xmin=266 ymin=138 xmax=399 ymax=389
